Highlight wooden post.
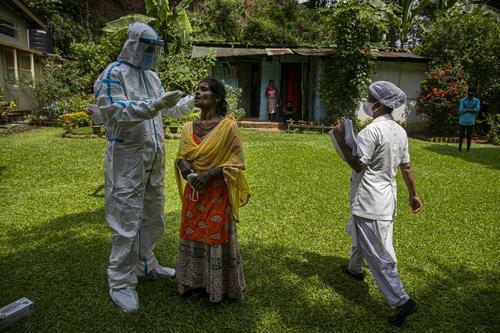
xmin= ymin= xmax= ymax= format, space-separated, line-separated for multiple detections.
xmin=13 ymin=49 xmax=18 ymax=82
xmin=30 ymin=53 xmax=35 ymax=83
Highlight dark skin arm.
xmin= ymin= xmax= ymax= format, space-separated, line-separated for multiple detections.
xmin=176 ymin=119 xmax=224 ymax=191
xmin=176 ymin=159 xmax=194 ymax=180
xmin=399 ymin=163 xmax=423 ymax=213
xmin=190 ymin=167 xmax=223 ymax=191
xmin=176 ymin=159 xmax=223 ymax=191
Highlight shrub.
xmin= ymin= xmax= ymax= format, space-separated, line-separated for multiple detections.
xmin=59 ymin=111 xmax=91 ymax=132
xmin=320 ymin=2 xmax=385 ymax=125
xmin=163 ymin=111 xmax=200 ymax=128
xmin=355 ymin=118 xmax=372 ymax=132
xmin=19 ymin=60 xmax=89 ymax=122
xmin=56 ymin=95 xmax=93 ymax=115
xmin=0 ymin=89 xmax=16 ymax=123
xmin=417 ymin=64 xmax=468 ymax=134
xmin=158 ymin=46 xmax=216 ymax=93
xmin=225 ymin=85 xmax=246 ymax=120
xmin=487 ymin=113 xmax=500 ymax=145
xmin=417 ymin=11 xmax=500 ymax=110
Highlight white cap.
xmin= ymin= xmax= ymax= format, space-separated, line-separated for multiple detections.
xmin=368 ymin=81 xmax=407 ymax=109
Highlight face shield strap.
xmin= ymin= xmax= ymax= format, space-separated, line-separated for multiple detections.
xmin=139 ymin=37 xmax=165 ymax=46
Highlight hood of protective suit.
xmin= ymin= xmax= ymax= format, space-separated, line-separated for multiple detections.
xmin=117 ymin=22 xmax=163 ymax=67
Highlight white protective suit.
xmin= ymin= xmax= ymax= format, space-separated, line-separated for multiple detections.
xmin=94 ymin=22 xmax=194 ymax=312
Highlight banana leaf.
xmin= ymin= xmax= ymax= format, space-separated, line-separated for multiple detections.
xmin=103 ymin=14 xmax=156 ymax=33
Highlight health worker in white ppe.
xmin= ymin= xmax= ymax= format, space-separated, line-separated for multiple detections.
xmin=94 ymin=22 xmax=195 ymax=313
xmin=333 ymin=81 xmax=423 ymax=326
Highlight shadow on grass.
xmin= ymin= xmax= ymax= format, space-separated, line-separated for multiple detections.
xmin=0 ymin=165 xmax=6 ymax=176
xmin=0 ymin=208 xmax=181 ymax=332
xmin=286 ymin=251 xmax=383 ymax=313
xmin=241 ymin=243 xmax=391 ymax=332
xmin=90 ymin=184 xmax=105 ymax=198
xmin=408 ymin=258 xmax=500 ymax=331
xmin=244 ymin=244 xmax=500 ymax=332
xmin=425 ymin=143 xmax=500 ymax=170
xmin=2 ymin=210 xmax=499 ymax=332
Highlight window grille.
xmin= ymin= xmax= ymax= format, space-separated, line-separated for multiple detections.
xmin=0 ymin=17 xmax=17 ymax=39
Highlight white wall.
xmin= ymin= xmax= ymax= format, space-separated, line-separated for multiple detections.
xmin=355 ymin=60 xmax=428 ymax=132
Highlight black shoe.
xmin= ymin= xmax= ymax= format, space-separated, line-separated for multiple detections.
xmin=342 ymin=265 xmax=364 ymax=281
xmin=388 ymin=298 xmax=419 ymax=326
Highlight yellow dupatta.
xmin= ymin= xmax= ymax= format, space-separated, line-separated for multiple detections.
xmin=174 ymin=117 xmax=251 ymax=220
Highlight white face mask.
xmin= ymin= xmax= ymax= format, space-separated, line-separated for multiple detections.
xmin=363 ymin=101 xmax=376 ymax=117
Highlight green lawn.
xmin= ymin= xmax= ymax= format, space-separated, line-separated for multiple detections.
xmin=1 ymin=127 xmax=499 ymax=332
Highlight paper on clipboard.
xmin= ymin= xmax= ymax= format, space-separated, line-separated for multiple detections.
xmin=328 ymin=119 xmax=357 ymax=161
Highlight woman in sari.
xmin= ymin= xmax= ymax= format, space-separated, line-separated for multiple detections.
xmin=265 ymin=80 xmax=278 ymax=122
xmin=174 ymin=78 xmax=251 ymax=303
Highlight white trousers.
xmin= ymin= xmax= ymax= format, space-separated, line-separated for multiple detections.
xmin=347 ymin=215 xmax=409 ymax=308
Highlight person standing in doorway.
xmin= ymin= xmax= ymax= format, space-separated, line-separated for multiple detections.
xmin=458 ymin=89 xmax=480 ymax=152
xmin=265 ymin=80 xmax=278 ymax=122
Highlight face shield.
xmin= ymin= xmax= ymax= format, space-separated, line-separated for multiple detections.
xmin=139 ymin=37 xmax=164 ymax=71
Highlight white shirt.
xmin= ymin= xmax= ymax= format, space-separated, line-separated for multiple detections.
xmin=349 ymin=113 xmax=410 ymax=220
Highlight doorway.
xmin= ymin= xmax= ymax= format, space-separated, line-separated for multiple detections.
xmin=280 ymin=63 xmax=303 ymax=121
xmin=237 ymin=62 xmax=261 ymax=119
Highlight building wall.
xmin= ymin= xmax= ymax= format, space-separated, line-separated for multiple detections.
xmin=213 ymin=62 xmax=238 ymax=88
xmin=0 ymin=4 xmax=41 ymax=111
xmin=210 ymin=55 xmax=428 ymax=130
xmin=312 ymin=58 xmax=324 ymax=123
xmin=0 ymin=5 xmax=30 ymax=50
xmin=314 ymin=59 xmax=427 ymax=132
xmin=355 ymin=60 xmax=428 ymax=133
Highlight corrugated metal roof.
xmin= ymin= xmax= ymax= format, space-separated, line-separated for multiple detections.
xmin=266 ymin=48 xmax=293 ymax=56
xmin=371 ymin=51 xmax=427 ymax=60
xmin=292 ymin=48 xmax=336 ymax=56
xmin=192 ymin=46 xmax=267 ymax=58
xmin=192 ymin=45 xmax=427 ymax=61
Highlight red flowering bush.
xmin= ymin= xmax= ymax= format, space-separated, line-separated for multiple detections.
xmin=417 ymin=64 xmax=468 ymax=134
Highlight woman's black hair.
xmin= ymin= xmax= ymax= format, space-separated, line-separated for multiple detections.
xmin=200 ymin=78 xmax=228 ymax=116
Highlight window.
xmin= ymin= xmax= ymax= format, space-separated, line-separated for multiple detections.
xmin=4 ymin=50 xmax=15 ymax=83
xmin=2 ymin=50 xmax=33 ymax=84
xmin=0 ymin=17 xmax=17 ymax=39
xmin=18 ymin=53 xmax=32 ymax=81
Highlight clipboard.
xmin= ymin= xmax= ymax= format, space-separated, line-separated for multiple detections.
xmin=328 ymin=119 xmax=357 ymax=161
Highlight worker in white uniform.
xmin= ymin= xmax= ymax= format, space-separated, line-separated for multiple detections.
xmin=333 ymin=81 xmax=423 ymax=326
xmin=94 ymin=22 xmax=196 ymax=312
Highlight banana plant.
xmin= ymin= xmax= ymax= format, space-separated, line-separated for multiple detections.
xmin=103 ymin=14 xmax=156 ymax=33
xmin=103 ymin=0 xmax=194 ymax=53
xmin=369 ymin=0 xmax=464 ymax=48
xmin=145 ymin=0 xmax=193 ymax=51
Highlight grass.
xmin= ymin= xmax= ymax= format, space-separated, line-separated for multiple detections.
xmin=0 ymin=127 xmax=499 ymax=332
